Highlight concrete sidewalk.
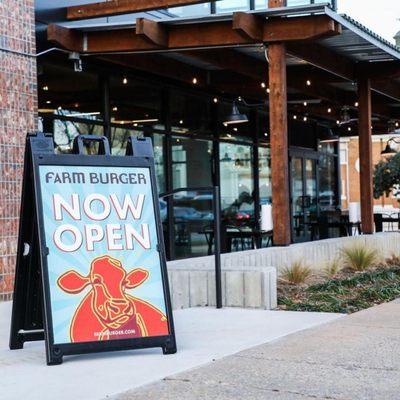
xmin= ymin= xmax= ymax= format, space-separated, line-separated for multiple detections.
xmin=0 ymin=301 xmax=341 ymax=400
xmin=114 ymin=299 xmax=400 ymax=400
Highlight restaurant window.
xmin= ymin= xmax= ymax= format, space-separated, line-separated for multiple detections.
xmin=319 ymin=153 xmax=338 ymax=211
xmin=110 ymin=75 xmax=163 ymax=132
xmin=219 ymin=142 xmax=254 ymax=224
xmin=216 ymin=0 xmax=249 ymax=14
xmin=170 ymin=91 xmax=212 ymax=137
xmin=52 ymin=120 xmax=103 ymax=154
xmin=169 ymin=2 xmax=211 ymax=17
xmin=255 ymin=0 xmax=333 ymax=8
xmin=38 ymin=62 xmax=103 ymax=122
xmin=110 ymin=127 xmax=144 ymax=155
xmin=259 ymin=147 xmax=272 ymax=205
xmin=172 ymin=137 xmax=213 ymax=189
xmin=169 ymin=137 xmax=213 ymax=260
xmin=153 ymin=134 xmax=166 ymax=194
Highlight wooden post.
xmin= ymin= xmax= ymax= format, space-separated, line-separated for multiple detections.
xmin=358 ymin=78 xmax=374 ymax=234
xmin=269 ymin=43 xmax=291 ymax=245
xmin=268 ymin=0 xmax=290 ymax=246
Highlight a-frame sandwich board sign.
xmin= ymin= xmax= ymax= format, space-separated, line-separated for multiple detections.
xmin=10 ymin=132 xmax=176 ymax=365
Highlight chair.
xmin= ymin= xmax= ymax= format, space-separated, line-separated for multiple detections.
xmin=374 ymin=213 xmax=383 ymax=232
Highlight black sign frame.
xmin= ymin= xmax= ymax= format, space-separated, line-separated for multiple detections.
xmin=9 ymin=133 xmax=176 ymax=365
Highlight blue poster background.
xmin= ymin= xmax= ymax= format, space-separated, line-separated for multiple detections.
xmin=38 ymin=165 xmax=167 ymax=344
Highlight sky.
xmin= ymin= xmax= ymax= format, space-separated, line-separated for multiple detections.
xmin=338 ymin=0 xmax=400 ymax=44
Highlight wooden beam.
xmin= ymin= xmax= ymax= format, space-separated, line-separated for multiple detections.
xmin=357 ymin=61 xmax=400 ymax=80
xmin=47 ymin=24 xmax=83 ymax=52
xmin=67 ymin=0 xmax=217 ymax=21
xmin=287 ymin=42 xmax=355 ymax=80
xmin=232 ymin=12 xmax=263 ymax=41
xmin=48 ymin=14 xmax=340 ymax=54
xmin=191 ymin=49 xmax=354 ymax=105
xmin=370 ymin=78 xmax=400 ymax=102
xmin=269 ymin=42 xmax=291 ymax=245
xmin=267 ymin=0 xmax=291 ymax=245
xmin=136 ymin=18 xmax=168 ymax=47
xmin=288 ymin=42 xmax=400 ymax=102
xmin=264 ymin=15 xmax=341 ymax=42
xmin=358 ymin=78 xmax=374 ymax=234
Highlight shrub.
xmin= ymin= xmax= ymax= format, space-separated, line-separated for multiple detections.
xmin=386 ymin=254 xmax=400 ymax=266
xmin=323 ymin=258 xmax=341 ymax=278
xmin=341 ymin=245 xmax=378 ymax=272
xmin=281 ymin=261 xmax=312 ymax=284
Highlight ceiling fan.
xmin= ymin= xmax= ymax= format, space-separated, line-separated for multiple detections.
xmin=337 ymin=106 xmax=379 ymax=127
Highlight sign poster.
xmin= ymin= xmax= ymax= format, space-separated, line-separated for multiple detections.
xmin=38 ymin=165 xmax=169 ymax=345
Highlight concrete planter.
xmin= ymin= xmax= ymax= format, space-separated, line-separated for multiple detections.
xmin=168 ymin=267 xmax=277 ymax=310
xmin=166 ymin=232 xmax=400 ymax=310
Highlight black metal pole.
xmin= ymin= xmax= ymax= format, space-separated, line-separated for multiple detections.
xmin=213 ymin=185 xmax=222 ymax=309
xmin=100 ymin=75 xmax=111 ymax=142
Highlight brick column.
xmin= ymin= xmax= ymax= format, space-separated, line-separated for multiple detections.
xmin=0 ymin=0 xmax=37 ymax=300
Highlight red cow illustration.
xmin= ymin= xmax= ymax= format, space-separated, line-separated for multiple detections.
xmin=57 ymin=255 xmax=169 ymax=343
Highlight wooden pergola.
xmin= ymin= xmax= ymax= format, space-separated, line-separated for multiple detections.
xmin=47 ymin=0 xmax=400 ymax=245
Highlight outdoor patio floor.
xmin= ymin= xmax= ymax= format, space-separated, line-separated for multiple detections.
xmin=0 ymin=301 xmax=341 ymax=400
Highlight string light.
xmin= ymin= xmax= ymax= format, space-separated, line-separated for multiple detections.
xmin=266 ymin=88 xmax=270 ymax=94
xmin=327 ymin=107 xmax=332 ymax=113
xmin=264 ymin=132 xmax=268 ymax=137
xmin=348 ymin=126 xmax=352 ymax=132
xmin=112 ymin=106 xmax=118 ymax=111
xmin=192 ymin=77 xmax=198 ymax=84
xmin=261 ymin=82 xmax=266 ymax=88
xmin=303 ymin=101 xmax=308 ymax=107
xmin=122 ymin=77 xmax=128 ymax=84
xmin=303 ymin=116 xmax=308 ymax=122
xmin=336 ymin=120 xmax=340 ymax=125
xmin=396 ymin=122 xmax=399 ymax=128
xmin=42 ymin=85 xmax=49 ymax=91
xmin=233 ymin=127 xmax=238 ymax=132
xmin=46 ymin=100 xmax=51 ymax=104
xmin=306 ymin=80 xmax=311 ymax=86
xmin=179 ymin=120 xmax=183 ymax=124
xmin=293 ymin=115 xmax=297 ymax=120
xmin=213 ymin=97 xmax=218 ymax=103
xmin=354 ymin=101 xmax=359 ymax=107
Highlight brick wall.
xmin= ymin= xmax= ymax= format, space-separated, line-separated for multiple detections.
xmin=0 ymin=0 xmax=37 ymax=300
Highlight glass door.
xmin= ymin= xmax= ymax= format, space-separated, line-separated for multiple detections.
xmin=169 ymin=137 xmax=214 ymax=259
xmin=291 ymin=154 xmax=318 ymax=243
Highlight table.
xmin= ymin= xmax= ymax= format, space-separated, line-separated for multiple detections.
xmin=204 ymin=227 xmax=273 ymax=254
